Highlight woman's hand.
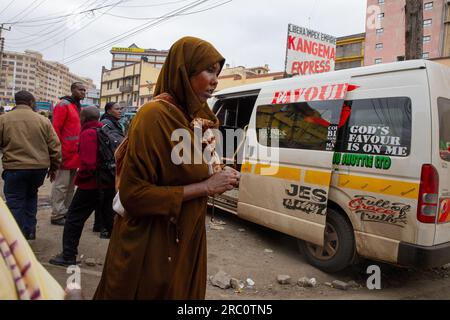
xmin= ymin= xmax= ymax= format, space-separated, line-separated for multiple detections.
xmin=204 ymin=167 xmax=241 ymax=196
xmin=183 ymin=167 xmax=241 ymax=201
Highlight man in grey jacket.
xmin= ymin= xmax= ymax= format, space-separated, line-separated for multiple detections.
xmin=0 ymin=91 xmax=61 ymax=240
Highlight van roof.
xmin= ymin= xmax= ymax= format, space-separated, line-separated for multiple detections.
xmin=214 ymin=59 xmax=447 ymax=97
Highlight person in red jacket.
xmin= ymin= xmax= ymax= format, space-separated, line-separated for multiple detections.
xmin=50 ymin=82 xmax=86 ymax=226
xmin=49 ymin=106 xmax=116 ymax=267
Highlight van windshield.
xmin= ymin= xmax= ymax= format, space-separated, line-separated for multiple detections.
xmin=438 ymin=97 xmax=450 ymax=161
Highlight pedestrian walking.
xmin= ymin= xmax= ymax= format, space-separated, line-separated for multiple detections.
xmin=94 ymin=36 xmax=240 ymax=300
xmin=0 ymin=91 xmax=61 ymax=240
xmin=49 ymin=107 xmax=116 ymax=267
xmin=50 ymin=82 xmax=86 ymax=226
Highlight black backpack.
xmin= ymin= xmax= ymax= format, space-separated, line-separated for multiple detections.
xmin=96 ymin=124 xmax=123 ymax=186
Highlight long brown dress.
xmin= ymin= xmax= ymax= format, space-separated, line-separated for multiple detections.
xmin=94 ymin=37 xmax=225 ymax=300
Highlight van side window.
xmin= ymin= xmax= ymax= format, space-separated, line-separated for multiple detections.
xmin=213 ymin=96 xmax=258 ymax=129
xmin=255 ymin=100 xmax=342 ymax=151
xmin=438 ymin=97 xmax=450 ymax=161
xmin=336 ymin=97 xmax=412 ymax=157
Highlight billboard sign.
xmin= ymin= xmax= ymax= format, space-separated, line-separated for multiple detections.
xmin=111 ymin=47 xmax=145 ymax=53
xmin=285 ymin=23 xmax=336 ymax=77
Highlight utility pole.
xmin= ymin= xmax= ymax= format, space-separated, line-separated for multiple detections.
xmin=405 ymin=0 xmax=423 ymax=60
xmin=0 ymin=24 xmax=11 ymax=104
xmin=0 ymin=24 xmax=11 ymax=74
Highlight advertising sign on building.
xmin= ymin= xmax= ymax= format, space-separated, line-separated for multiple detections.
xmin=285 ymin=23 xmax=336 ymax=77
xmin=111 ymin=47 xmax=145 ymax=53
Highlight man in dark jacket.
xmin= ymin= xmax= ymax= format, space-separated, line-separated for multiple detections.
xmin=49 ymin=107 xmax=116 ymax=267
xmin=50 ymin=82 xmax=86 ymax=225
xmin=0 ymin=91 xmax=61 ymax=239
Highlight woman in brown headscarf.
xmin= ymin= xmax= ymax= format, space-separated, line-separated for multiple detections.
xmin=93 ymin=37 xmax=240 ymax=300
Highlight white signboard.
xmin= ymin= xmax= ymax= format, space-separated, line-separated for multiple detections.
xmin=285 ymin=23 xmax=336 ymax=77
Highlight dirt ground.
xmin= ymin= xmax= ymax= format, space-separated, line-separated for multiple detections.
xmin=5 ymin=177 xmax=450 ymax=300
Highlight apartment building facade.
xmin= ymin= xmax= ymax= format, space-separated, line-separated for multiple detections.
xmin=365 ymin=0 xmax=449 ymax=65
xmin=100 ymin=59 xmax=161 ymax=110
xmin=0 ymin=50 xmax=94 ymax=105
xmin=110 ymin=44 xmax=168 ymax=69
xmin=216 ymin=65 xmax=284 ymax=91
xmin=335 ymin=33 xmax=366 ymax=70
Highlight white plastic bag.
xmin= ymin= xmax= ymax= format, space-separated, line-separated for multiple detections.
xmin=113 ymin=191 xmax=125 ymax=217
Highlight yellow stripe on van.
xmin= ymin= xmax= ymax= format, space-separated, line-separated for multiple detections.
xmin=304 ymin=170 xmax=332 ymax=186
xmin=254 ymin=164 xmax=301 ymax=181
xmin=241 ymin=162 xmax=253 ymax=173
xmin=338 ymin=174 xmax=419 ymax=199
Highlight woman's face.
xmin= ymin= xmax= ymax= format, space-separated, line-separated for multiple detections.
xmin=108 ymin=104 xmax=123 ymax=120
xmin=189 ymin=62 xmax=221 ymax=103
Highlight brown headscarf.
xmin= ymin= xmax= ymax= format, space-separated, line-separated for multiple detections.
xmin=154 ymin=36 xmax=225 ymax=122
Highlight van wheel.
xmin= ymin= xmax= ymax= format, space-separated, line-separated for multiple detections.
xmin=298 ymin=209 xmax=355 ymax=273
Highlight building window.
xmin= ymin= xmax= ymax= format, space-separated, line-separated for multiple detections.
xmin=423 ymin=19 xmax=432 ymax=27
xmin=423 ymin=35 xmax=431 ymax=43
xmin=375 ymin=58 xmax=382 ymax=64
xmin=378 ymin=13 xmax=384 ymax=20
xmin=375 ymin=43 xmax=383 ymax=50
xmin=376 ymin=28 xmax=384 ymax=35
xmin=422 ymin=52 xmax=430 ymax=59
xmin=424 ymin=2 xmax=433 ymax=10
xmin=114 ymin=54 xmax=126 ymax=60
xmin=156 ymin=56 xmax=165 ymax=62
xmin=378 ymin=0 xmax=384 ymax=4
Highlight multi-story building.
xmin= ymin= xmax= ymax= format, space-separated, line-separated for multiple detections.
xmin=0 ymin=49 xmax=94 ymax=105
xmin=81 ymin=88 xmax=100 ymax=107
xmin=110 ymin=44 xmax=168 ymax=69
xmin=216 ymin=65 xmax=284 ymax=91
xmin=335 ymin=33 xmax=366 ymax=70
xmin=100 ymin=58 xmax=161 ymax=110
xmin=365 ymin=0 xmax=450 ymax=66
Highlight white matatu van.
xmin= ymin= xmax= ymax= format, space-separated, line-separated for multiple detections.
xmin=208 ymin=60 xmax=450 ymax=272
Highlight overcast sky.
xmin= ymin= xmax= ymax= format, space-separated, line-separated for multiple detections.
xmin=2 ymin=0 xmax=367 ymax=87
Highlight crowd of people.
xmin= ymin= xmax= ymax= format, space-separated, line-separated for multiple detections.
xmin=0 ymin=36 xmax=240 ymax=300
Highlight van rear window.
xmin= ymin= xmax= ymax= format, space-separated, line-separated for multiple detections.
xmin=336 ymin=97 xmax=412 ymax=157
xmin=438 ymin=97 xmax=450 ymax=161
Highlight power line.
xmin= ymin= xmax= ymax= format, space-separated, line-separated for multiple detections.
xmin=115 ymin=0 xmax=190 ymax=8
xmin=6 ymin=0 xmax=103 ymax=45
xmin=8 ymin=0 xmax=91 ymax=43
xmin=13 ymin=0 xmax=48 ymax=25
xmin=6 ymin=0 xmax=41 ymax=23
xmin=99 ymin=0 xmax=232 ymax=20
xmin=63 ymin=0 xmax=210 ymax=64
xmin=3 ymin=0 xmax=130 ymax=25
xmin=37 ymin=0 xmax=125 ymax=52
xmin=0 ymin=0 xmax=15 ymax=17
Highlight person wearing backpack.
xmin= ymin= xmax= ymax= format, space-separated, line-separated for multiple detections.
xmin=92 ymin=102 xmax=125 ymax=234
xmin=49 ymin=107 xmax=116 ymax=267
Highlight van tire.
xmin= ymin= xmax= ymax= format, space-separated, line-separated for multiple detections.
xmin=298 ymin=209 xmax=355 ymax=273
